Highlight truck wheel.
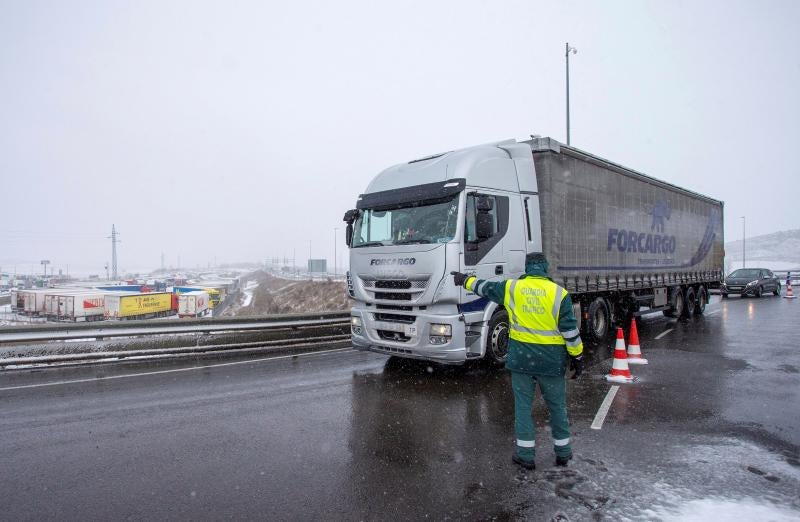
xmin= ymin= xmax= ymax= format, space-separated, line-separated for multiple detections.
xmin=695 ymin=286 xmax=707 ymax=315
xmin=586 ymin=297 xmax=610 ymax=341
xmin=664 ymin=287 xmax=684 ymax=318
xmin=684 ymin=287 xmax=696 ymax=317
xmin=485 ymin=310 xmax=509 ymax=366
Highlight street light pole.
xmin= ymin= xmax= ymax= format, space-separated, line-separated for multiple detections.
xmin=565 ymin=42 xmax=577 ymax=146
xmin=741 ymin=216 xmax=746 ymax=269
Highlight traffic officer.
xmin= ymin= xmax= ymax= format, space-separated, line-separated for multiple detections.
xmin=451 ymin=253 xmax=584 ymax=470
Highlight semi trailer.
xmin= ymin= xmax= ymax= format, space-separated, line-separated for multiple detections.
xmin=343 ymin=136 xmax=724 ymax=365
xmin=50 ymin=291 xmax=110 ymax=321
xmin=178 ymin=291 xmax=209 ymax=318
xmin=103 ymin=292 xmax=174 ymax=320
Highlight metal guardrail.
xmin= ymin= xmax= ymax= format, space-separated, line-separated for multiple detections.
xmin=773 ymin=270 xmax=800 ymax=282
xmin=0 ymin=312 xmax=350 ymax=345
xmin=0 ymin=334 xmax=351 ymax=367
xmin=0 ymin=312 xmax=353 ymax=369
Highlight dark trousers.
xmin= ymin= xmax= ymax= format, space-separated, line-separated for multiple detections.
xmin=511 ymin=371 xmax=572 ymax=461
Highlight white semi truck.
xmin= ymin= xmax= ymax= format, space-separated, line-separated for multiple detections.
xmin=343 ymin=136 xmax=724 ymax=365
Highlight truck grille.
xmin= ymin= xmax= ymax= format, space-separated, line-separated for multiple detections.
xmin=374 ymin=312 xmax=415 ymax=324
xmin=377 ymin=304 xmax=412 ymax=311
xmin=374 ymin=292 xmax=412 ymax=301
xmin=376 ymin=280 xmax=411 ymax=289
xmin=358 ymin=275 xmax=431 ymax=303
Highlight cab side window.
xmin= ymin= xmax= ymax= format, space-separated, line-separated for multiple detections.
xmin=464 ymin=192 xmax=509 ymax=265
xmin=464 ymin=194 xmax=499 ymax=242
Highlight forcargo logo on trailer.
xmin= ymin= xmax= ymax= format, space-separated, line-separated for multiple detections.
xmin=607 ymin=229 xmax=676 ymax=254
xmin=607 ymin=201 xmax=677 ymax=254
xmin=370 ymin=258 xmax=416 ymax=266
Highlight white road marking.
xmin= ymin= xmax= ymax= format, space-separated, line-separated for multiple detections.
xmin=591 ymin=385 xmax=619 ymax=430
xmin=0 ymin=348 xmax=356 ymax=392
xmin=654 ymin=328 xmax=674 ymax=340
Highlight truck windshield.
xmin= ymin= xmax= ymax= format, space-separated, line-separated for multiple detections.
xmin=351 ymin=195 xmax=459 ymax=247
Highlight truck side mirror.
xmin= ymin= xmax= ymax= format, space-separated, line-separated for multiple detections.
xmin=343 ymin=209 xmax=359 ymax=247
xmin=476 ymin=212 xmax=494 ymax=240
xmin=476 ymin=196 xmax=494 ymax=212
xmin=343 ymin=209 xmax=360 ymax=224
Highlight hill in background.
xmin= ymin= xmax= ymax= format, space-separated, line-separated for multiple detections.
xmin=724 ymin=229 xmax=800 ymax=272
xmin=221 ymin=271 xmax=349 ymax=317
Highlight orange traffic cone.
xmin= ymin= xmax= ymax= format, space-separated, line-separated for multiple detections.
xmin=606 ymin=327 xmax=634 ymax=383
xmin=626 ymin=318 xmax=648 ymax=365
xmin=785 ymin=277 xmax=796 ymax=299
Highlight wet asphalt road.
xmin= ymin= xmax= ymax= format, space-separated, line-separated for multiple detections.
xmin=1 ymin=295 xmax=799 ymax=521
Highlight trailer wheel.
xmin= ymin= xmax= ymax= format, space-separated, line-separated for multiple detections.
xmin=684 ymin=287 xmax=697 ymax=317
xmin=664 ymin=287 xmax=684 ymax=318
xmin=695 ymin=286 xmax=707 ymax=315
xmin=586 ymin=297 xmax=610 ymax=341
xmin=484 ymin=310 xmax=509 ymax=367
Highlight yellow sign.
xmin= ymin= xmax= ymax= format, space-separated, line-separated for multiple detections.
xmin=119 ymin=293 xmax=172 ymax=317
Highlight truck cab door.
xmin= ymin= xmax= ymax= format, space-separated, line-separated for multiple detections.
xmin=460 ymin=191 xmax=510 ymax=315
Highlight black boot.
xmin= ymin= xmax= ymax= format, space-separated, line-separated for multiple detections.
xmin=512 ymin=454 xmax=536 ymax=470
xmin=555 ymin=454 xmax=572 ymax=467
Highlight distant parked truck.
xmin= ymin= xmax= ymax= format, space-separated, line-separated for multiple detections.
xmin=54 ymin=291 xmax=108 ymax=322
xmin=104 ymin=292 xmax=174 ymax=320
xmin=10 ymin=289 xmax=23 ymax=311
xmin=178 ymin=291 xmax=209 ymax=318
xmin=173 ymin=286 xmax=222 ymax=308
xmin=21 ymin=289 xmax=53 ymax=316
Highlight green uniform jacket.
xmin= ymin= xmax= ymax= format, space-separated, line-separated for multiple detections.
xmin=465 ymin=269 xmax=583 ymax=377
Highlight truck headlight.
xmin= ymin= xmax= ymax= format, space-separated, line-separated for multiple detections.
xmin=351 ymin=316 xmax=363 ymax=335
xmin=429 ymin=323 xmax=451 ymax=345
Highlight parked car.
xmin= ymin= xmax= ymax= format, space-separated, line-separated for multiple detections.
xmin=721 ymin=268 xmax=781 ymax=298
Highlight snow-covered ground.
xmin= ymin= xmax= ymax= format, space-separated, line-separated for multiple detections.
xmin=650 ymin=497 xmax=800 ymax=521
xmin=0 ymin=304 xmax=48 ymax=326
xmin=240 ymin=280 xmax=259 ymax=307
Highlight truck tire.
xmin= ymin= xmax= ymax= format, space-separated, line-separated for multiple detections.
xmin=484 ymin=310 xmax=509 ymax=366
xmin=684 ymin=287 xmax=696 ymax=317
xmin=695 ymin=286 xmax=707 ymax=315
xmin=664 ymin=287 xmax=684 ymax=318
xmin=586 ymin=297 xmax=610 ymax=341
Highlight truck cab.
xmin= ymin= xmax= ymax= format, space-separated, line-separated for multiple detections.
xmin=344 ymin=141 xmax=539 ymax=365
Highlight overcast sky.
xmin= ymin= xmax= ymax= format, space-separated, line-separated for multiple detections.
xmin=1 ymin=0 xmax=798 ymax=275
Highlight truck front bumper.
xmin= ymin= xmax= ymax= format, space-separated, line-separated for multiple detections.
xmin=350 ymin=308 xmax=469 ymax=365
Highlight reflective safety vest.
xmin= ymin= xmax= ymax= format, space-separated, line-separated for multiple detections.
xmin=503 ymin=277 xmax=567 ymax=345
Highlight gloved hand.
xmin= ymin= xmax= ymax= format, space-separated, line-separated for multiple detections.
xmin=450 ymin=271 xmax=469 ymax=287
xmin=569 ymin=355 xmax=584 ymax=380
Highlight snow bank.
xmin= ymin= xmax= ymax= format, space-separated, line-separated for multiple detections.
xmin=649 ymin=497 xmax=800 ymax=521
